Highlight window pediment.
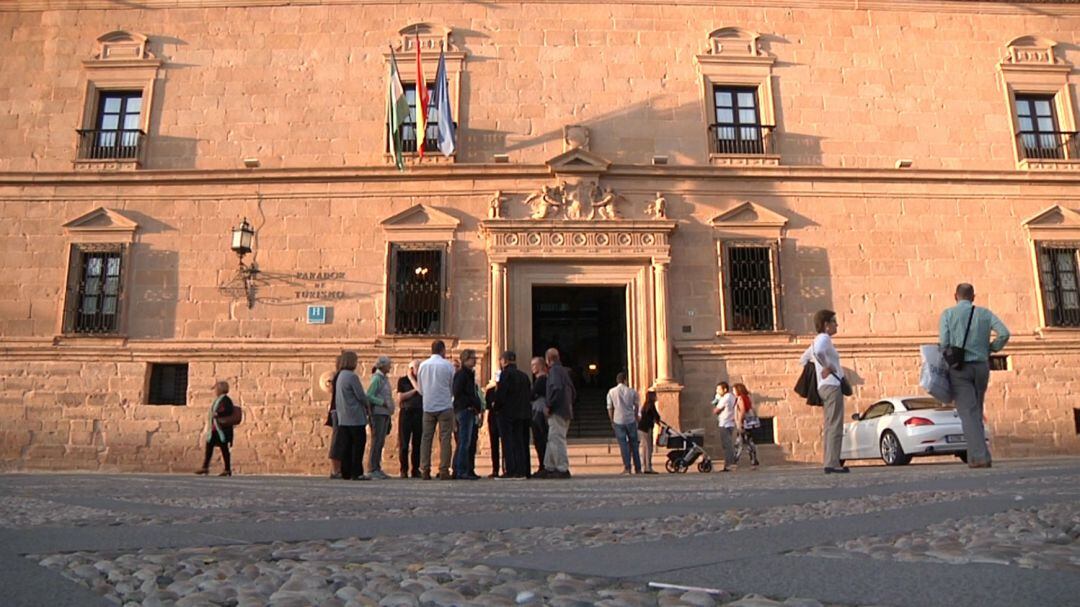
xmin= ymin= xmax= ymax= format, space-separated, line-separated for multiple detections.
xmin=698 ymin=27 xmax=775 ymax=67
xmin=1023 ymin=204 xmax=1080 ymax=240
xmin=546 ymin=148 xmax=612 ymax=176
xmin=381 ymin=204 xmax=460 ymax=242
xmin=711 ymin=201 xmax=789 ymax=240
xmin=63 ymin=207 xmax=139 ymax=243
xmin=1002 ymin=35 xmax=1067 ymax=70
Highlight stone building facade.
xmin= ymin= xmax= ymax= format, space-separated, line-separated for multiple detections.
xmin=1 ymin=0 xmax=1079 ymax=473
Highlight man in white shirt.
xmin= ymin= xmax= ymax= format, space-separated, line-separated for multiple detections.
xmin=417 ymin=340 xmax=455 ymax=480
xmin=606 ymin=372 xmax=642 ymax=474
xmin=712 ymin=381 xmax=736 ymax=471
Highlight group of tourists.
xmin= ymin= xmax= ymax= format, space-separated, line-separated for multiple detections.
xmin=194 ymin=282 xmax=1009 ymax=478
xmin=324 ymin=340 xmax=575 ymax=481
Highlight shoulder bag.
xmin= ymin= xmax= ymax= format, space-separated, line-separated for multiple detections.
xmin=943 ymin=306 xmax=975 ymax=371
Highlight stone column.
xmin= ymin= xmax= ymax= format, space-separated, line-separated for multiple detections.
xmin=489 ymin=261 xmax=506 ymax=378
xmin=652 ymin=260 xmax=674 ymax=383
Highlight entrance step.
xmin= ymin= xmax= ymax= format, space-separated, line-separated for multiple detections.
xmin=565 ymin=439 xmax=665 ymax=474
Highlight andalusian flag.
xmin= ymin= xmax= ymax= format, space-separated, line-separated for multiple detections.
xmin=387 ymin=47 xmax=409 ymax=171
xmin=414 ymin=34 xmax=429 ymax=159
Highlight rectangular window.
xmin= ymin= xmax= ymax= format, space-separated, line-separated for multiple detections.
xmin=147 ymin=363 xmax=189 ymax=405
xmin=389 ymin=245 xmax=445 ymax=335
xmin=748 ymin=416 xmax=775 ymax=445
xmin=395 ymin=83 xmax=439 ymax=154
xmin=1036 ymin=245 xmax=1080 ymax=327
xmin=66 ymin=245 xmax=125 ymax=335
xmin=989 ymin=355 xmax=1010 ymax=371
xmin=1074 ymin=408 xmax=1080 ymax=435
xmin=711 ymin=86 xmax=766 ymax=155
xmin=78 ymin=91 xmax=144 ymax=160
xmin=1016 ymin=94 xmax=1065 ymax=160
xmin=724 ymin=244 xmax=778 ymax=331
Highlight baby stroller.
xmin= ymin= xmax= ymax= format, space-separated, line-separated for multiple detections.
xmin=656 ymin=420 xmax=713 ymax=473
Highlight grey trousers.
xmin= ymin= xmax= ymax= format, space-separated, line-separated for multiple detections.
xmin=718 ymin=426 xmax=736 ymax=468
xmin=820 ymin=384 xmax=844 ymax=468
xmin=544 ymin=414 xmax=570 ymax=473
xmin=367 ymin=414 xmax=390 ymax=473
xmin=420 ymin=408 xmax=454 ymax=475
xmin=949 ymin=361 xmax=991 ymax=465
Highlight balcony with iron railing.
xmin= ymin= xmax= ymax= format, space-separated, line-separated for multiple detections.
xmin=75 ymin=129 xmax=145 ymax=170
xmin=393 ymin=122 xmax=458 ymax=156
xmin=707 ymin=123 xmax=779 ymax=166
xmin=1017 ymin=130 xmax=1079 ymax=162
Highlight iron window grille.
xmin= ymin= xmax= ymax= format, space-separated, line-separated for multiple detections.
xmin=1015 ymin=94 xmax=1078 ymax=160
xmin=710 ymin=86 xmax=772 ymax=155
xmin=723 ymin=243 xmax=781 ymax=332
xmin=78 ymin=91 xmax=144 ymax=160
xmin=388 ymin=245 xmax=446 ymax=335
xmin=1036 ymin=244 xmax=1080 ymax=327
xmin=65 ymin=244 xmax=125 ymax=335
xmin=147 ymin=363 xmax=189 ymax=405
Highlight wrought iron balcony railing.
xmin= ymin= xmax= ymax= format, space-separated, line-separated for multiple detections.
xmin=708 ymin=123 xmax=775 ymax=156
xmin=395 ymin=122 xmax=458 ymax=154
xmin=76 ymin=128 xmax=145 ymax=161
xmin=1017 ymin=130 xmax=1079 ymax=161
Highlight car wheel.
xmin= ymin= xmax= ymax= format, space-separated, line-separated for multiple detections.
xmin=880 ymin=431 xmax=911 ymax=466
xmin=957 ymin=451 xmax=968 ymax=464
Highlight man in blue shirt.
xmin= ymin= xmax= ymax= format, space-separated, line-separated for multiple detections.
xmin=938 ymin=283 xmax=1010 ymax=469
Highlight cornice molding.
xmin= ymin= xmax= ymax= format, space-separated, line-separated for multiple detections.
xmin=4 ymin=1 xmax=1080 ymax=17
xmin=5 ymin=163 xmax=1080 ymax=189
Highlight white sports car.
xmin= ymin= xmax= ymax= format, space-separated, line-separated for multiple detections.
xmin=840 ymin=396 xmax=989 ymax=466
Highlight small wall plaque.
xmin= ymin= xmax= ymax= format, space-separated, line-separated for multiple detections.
xmin=307 ymin=305 xmax=328 ymax=325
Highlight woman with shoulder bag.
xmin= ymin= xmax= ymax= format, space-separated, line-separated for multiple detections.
xmin=800 ymin=309 xmax=850 ymax=474
xmin=196 ymin=380 xmax=236 ymax=477
xmin=732 ymin=383 xmax=760 ymax=467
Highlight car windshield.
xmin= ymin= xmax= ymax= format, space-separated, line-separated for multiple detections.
xmin=903 ymin=397 xmax=950 ymax=410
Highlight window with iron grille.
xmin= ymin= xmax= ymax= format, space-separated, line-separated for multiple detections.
xmin=723 ymin=243 xmax=779 ymax=331
xmin=389 ymin=245 xmax=445 ymax=335
xmin=1037 ymin=244 xmax=1080 ymax=327
xmin=712 ymin=86 xmax=764 ymax=155
xmin=147 ymin=363 xmax=188 ymax=405
xmin=65 ymin=244 xmax=125 ymax=335
xmin=81 ymin=91 xmax=143 ymax=160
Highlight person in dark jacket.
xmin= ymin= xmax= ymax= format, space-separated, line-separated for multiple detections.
xmin=638 ymin=390 xmax=661 ymax=474
xmin=484 ymin=377 xmax=502 ymax=477
xmin=537 ymin=348 xmax=575 ymax=479
xmin=396 ymin=359 xmax=424 ymax=479
xmin=451 ymin=349 xmax=482 ymax=480
xmin=529 ymin=357 xmax=549 ymax=476
xmin=494 ymin=351 xmax=533 ymax=478
xmin=196 ymin=380 xmax=236 ymax=476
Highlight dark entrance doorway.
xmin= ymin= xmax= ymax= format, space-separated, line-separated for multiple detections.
xmin=532 ymin=286 xmax=628 ymax=439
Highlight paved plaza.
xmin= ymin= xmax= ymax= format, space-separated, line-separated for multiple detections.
xmin=1 ymin=458 xmax=1078 ymax=607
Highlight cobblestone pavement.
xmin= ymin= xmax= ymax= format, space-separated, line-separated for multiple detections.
xmin=2 ymin=458 xmax=1079 ymax=607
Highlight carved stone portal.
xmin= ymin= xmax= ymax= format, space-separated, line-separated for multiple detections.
xmin=523 ymin=180 xmax=628 ymax=221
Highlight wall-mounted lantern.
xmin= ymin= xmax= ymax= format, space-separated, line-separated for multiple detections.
xmin=230 ymin=218 xmax=258 ymax=308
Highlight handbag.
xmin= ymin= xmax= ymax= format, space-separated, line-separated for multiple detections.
xmin=943 ymin=306 xmax=975 ymax=370
xmin=219 ymin=404 xmax=243 ymax=427
xmin=794 ymin=361 xmax=823 ymax=406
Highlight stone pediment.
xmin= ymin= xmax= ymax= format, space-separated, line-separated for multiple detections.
xmin=546 ymin=148 xmax=612 ymax=175
xmin=63 ymin=207 xmax=139 ymax=242
xmin=1023 ymin=205 xmax=1080 ymax=240
xmin=711 ymin=201 xmax=788 ymax=240
xmin=380 ymin=204 xmax=459 ymax=242
xmin=1023 ymin=205 xmax=1080 ymax=228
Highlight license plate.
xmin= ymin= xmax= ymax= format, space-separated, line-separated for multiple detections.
xmin=945 ymin=435 xmax=965 ymax=444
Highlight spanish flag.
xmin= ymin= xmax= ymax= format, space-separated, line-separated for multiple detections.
xmin=414 ymin=34 xmax=429 ymax=159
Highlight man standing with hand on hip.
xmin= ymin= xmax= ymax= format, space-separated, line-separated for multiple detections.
xmin=938 ymin=283 xmax=1010 ymax=469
